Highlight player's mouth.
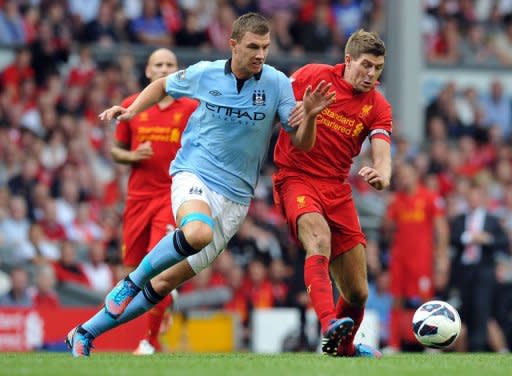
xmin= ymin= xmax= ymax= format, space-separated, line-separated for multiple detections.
xmin=361 ymin=80 xmax=373 ymax=89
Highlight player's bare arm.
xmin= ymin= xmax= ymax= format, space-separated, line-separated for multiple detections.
xmin=99 ymin=77 xmax=168 ymax=121
xmin=290 ymin=80 xmax=336 ymax=151
xmin=111 ymin=140 xmax=154 ymax=164
xmin=358 ymin=137 xmax=391 ymax=190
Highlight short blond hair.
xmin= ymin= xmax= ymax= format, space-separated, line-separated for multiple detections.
xmin=345 ymin=29 xmax=386 ymax=59
xmin=231 ymin=12 xmax=270 ymax=42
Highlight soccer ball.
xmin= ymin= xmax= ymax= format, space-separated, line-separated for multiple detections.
xmin=412 ymin=300 xmax=461 ymax=349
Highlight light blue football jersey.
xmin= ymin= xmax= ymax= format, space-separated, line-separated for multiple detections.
xmin=165 ymin=59 xmax=296 ymax=205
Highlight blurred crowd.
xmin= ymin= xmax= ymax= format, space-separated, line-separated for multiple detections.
xmin=0 ymin=0 xmax=384 ymax=56
xmin=0 ymin=0 xmax=511 ymax=353
xmin=424 ymin=0 xmax=512 ymax=67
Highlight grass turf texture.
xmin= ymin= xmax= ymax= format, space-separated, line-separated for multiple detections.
xmin=0 ymin=353 xmax=509 ymax=376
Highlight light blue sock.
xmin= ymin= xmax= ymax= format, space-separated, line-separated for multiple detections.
xmin=82 ymin=308 xmax=119 ymax=338
xmin=82 ymin=291 xmax=158 ymax=338
xmin=129 ymin=230 xmax=191 ymax=288
xmin=117 ymin=291 xmax=157 ymax=325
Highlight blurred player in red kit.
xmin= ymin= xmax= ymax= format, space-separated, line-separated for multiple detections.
xmin=383 ymin=162 xmax=449 ymax=352
xmin=273 ymin=29 xmax=391 ymax=357
xmin=111 ymin=48 xmax=197 ymax=354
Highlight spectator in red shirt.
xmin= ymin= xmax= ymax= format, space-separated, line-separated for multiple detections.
xmin=67 ymin=45 xmax=96 ymax=88
xmin=1 ymin=48 xmax=34 ymax=101
xmin=32 ymin=264 xmax=60 ymax=309
xmin=37 ymin=199 xmax=67 ymax=243
xmin=244 ymin=258 xmax=274 ymax=309
xmin=52 ymin=240 xmax=90 ymax=288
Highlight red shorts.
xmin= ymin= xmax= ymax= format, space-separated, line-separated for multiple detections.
xmin=272 ymin=171 xmax=366 ymax=260
xmin=389 ymin=250 xmax=433 ymax=299
xmin=122 ymin=193 xmax=175 ymax=267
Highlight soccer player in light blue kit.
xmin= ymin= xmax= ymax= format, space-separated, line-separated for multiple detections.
xmin=66 ymin=13 xmax=341 ymax=357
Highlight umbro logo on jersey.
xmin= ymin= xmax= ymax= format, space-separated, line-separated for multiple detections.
xmin=253 ymin=90 xmax=266 ymax=106
xmin=209 ymin=90 xmax=222 ymax=96
xmin=189 ymin=187 xmax=203 ymax=195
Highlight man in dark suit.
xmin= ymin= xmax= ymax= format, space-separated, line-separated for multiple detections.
xmin=450 ymin=182 xmax=509 ymax=352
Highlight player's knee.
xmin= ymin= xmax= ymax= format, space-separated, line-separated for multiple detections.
xmin=302 ymin=233 xmax=331 ymax=258
xmin=182 ymin=222 xmax=214 ymax=250
xmin=345 ymin=286 xmax=368 ymax=305
xmin=298 ymin=217 xmax=331 ymax=258
xmin=151 ymin=275 xmax=176 ymax=296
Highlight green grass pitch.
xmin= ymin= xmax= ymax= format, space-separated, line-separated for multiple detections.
xmin=0 ymin=352 xmax=509 ymax=376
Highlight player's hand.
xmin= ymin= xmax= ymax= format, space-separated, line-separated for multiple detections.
xmin=288 ymin=101 xmax=304 ymax=128
xmin=132 ymin=141 xmax=154 ymax=161
xmin=99 ymin=106 xmax=135 ymax=121
xmin=302 ymin=80 xmax=336 ymax=117
xmin=358 ymin=166 xmax=389 ymax=190
xmin=471 ymin=231 xmax=493 ymax=245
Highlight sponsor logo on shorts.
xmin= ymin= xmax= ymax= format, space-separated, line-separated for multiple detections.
xmin=189 ymin=187 xmax=203 ymax=195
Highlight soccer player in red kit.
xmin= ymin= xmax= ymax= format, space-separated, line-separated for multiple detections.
xmin=273 ymin=30 xmax=391 ymax=357
xmin=383 ymin=162 xmax=449 ymax=352
xmin=111 ymin=48 xmax=197 ymax=354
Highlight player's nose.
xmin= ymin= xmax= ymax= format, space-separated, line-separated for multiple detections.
xmin=255 ymin=48 xmax=265 ymax=60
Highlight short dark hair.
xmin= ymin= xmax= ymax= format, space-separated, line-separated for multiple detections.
xmin=231 ymin=12 xmax=270 ymax=42
xmin=345 ymin=29 xmax=386 ymax=60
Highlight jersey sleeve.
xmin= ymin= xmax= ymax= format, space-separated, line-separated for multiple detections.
xmin=165 ymin=61 xmax=208 ymax=99
xmin=369 ymin=96 xmax=393 ymax=143
xmin=290 ymin=65 xmax=313 ymax=99
xmin=276 ymin=71 xmax=297 ymax=133
xmin=181 ymin=98 xmax=199 ymax=117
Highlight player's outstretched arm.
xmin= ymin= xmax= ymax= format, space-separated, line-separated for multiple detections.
xmin=358 ymin=138 xmax=391 ymax=190
xmin=289 ymin=80 xmax=335 ymax=151
xmin=99 ymin=77 xmax=168 ymax=121
xmin=111 ymin=140 xmax=154 ymax=164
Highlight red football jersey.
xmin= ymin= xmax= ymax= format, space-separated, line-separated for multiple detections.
xmin=115 ymin=95 xmax=198 ymax=199
xmin=274 ymin=64 xmax=392 ymax=180
xmin=386 ymin=186 xmax=445 ymax=263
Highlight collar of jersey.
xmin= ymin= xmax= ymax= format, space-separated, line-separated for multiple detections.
xmin=224 ymin=58 xmax=262 ymax=81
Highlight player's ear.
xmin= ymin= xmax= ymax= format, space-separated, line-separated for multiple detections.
xmin=344 ymin=54 xmax=352 ymax=66
xmin=229 ymin=38 xmax=237 ymax=50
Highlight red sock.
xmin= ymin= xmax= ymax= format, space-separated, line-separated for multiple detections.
xmin=146 ymin=294 xmax=173 ymax=351
xmin=304 ymin=255 xmax=336 ymax=333
xmin=388 ymin=307 xmax=402 ymax=349
xmin=335 ymin=297 xmax=365 ymax=356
